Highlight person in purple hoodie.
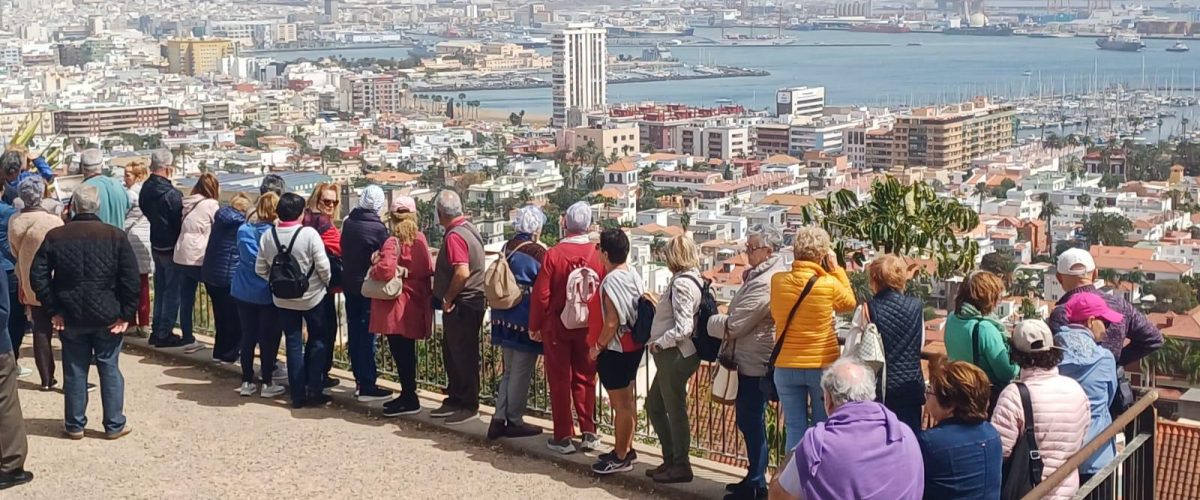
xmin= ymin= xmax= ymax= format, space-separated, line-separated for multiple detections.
xmin=769 ymin=358 xmax=924 ymax=500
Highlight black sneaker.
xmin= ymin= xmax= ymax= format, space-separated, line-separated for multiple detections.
xmin=0 ymin=469 xmax=33 ymax=490
xmin=151 ymin=336 xmax=186 ymax=348
xmin=724 ymin=486 xmax=767 ymax=500
xmin=726 ymin=480 xmax=748 ymax=493
xmin=323 ymin=377 xmax=340 ymax=389
xmin=356 ymin=386 xmax=393 ymax=403
xmin=429 ymin=401 xmax=457 ymax=418
xmin=305 ymin=394 xmax=332 ymax=408
xmin=382 ymin=397 xmax=421 ymax=417
xmin=600 ymin=449 xmax=638 ymax=464
xmin=592 ymin=453 xmax=634 ymax=475
xmin=444 ymin=409 xmax=478 ymax=426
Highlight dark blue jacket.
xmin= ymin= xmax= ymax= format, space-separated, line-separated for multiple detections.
xmin=869 ymin=288 xmax=925 ymax=431
xmin=200 ymin=206 xmax=246 ymax=288
xmin=340 ymin=208 xmax=388 ymax=297
xmin=490 ymin=234 xmax=545 ymax=354
xmin=0 ymin=201 xmax=16 ymax=273
xmin=138 ymin=174 xmax=183 ymax=253
xmin=919 ymin=418 xmax=1002 ymax=500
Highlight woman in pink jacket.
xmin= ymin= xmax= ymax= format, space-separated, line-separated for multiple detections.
xmin=991 ymin=319 xmax=1090 ymax=500
xmin=368 ymin=196 xmax=433 ymax=418
xmin=173 ymin=173 xmax=220 ymax=354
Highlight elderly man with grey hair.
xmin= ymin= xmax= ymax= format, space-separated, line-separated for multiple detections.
xmin=768 ymin=359 xmax=924 ymax=500
xmin=78 ymin=149 xmax=129 ymax=229
xmin=430 ymin=189 xmax=488 ymax=425
xmin=139 ymin=149 xmax=187 ymax=348
xmin=707 ymin=224 xmax=789 ymax=499
xmin=30 ymin=184 xmax=140 ymax=441
xmin=529 ymin=200 xmax=606 ymax=454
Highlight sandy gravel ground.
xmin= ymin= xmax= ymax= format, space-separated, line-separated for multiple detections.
xmin=11 ymin=346 xmax=652 ymax=500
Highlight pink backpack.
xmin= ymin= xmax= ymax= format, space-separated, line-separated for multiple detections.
xmin=560 ymin=257 xmax=600 ymax=330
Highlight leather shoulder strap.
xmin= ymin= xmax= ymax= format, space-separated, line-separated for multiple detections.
xmin=1016 ymin=382 xmax=1045 ymax=483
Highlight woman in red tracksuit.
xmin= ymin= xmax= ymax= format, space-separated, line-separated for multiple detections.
xmin=305 ymin=183 xmax=343 ymax=392
xmin=530 ymin=201 xmax=606 ymax=454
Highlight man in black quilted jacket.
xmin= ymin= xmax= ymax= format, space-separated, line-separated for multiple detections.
xmin=29 ymin=184 xmax=139 ymax=440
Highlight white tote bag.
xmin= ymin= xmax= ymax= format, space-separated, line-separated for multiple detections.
xmin=847 ymin=303 xmax=888 ymax=399
xmin=711 ymin=363 xmax=739 ymax=405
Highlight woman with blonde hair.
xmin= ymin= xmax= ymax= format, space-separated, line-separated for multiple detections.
xmin=368 ymin=196 xmax=433 ymax=416
xmin=849 ymin=254 xmax=925 ymax=434
xmin=769 ymin=226 xmax=856 ymax=452
xmin=644 ymin=234 xmax=704 ymax=483
xmin=174 ymin=172 xmax=220 ymax=354
xmin=303 ymin=182 xmax=344 ymax=393
xmin=945 ymin=271 xmax=1020 ymax=412
xmin=201 ymin=193 xmax=252 ymax=364
xmin=122 ymin=162 xmax=152 ymax=335
xmin=230 ymin=192 xmax=285 ymax=397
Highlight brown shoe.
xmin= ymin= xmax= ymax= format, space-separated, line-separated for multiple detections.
xmin=106 ymin=425 xmax=133 ymax=440
xmin=645 ymin=462 xmax=671 ymax=478
xmin=652 ymin=463 xmax=694 ymax=484
xmin=505 ymin=422 xmax=544 ymax=438
xmin=487 ymin=418 xmax=507 ymax=440
xmin=63 ymin=429 xmax=84 ymax=440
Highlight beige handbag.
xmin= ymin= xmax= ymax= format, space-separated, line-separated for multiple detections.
xmin=710 ymin=322 xmax=738 ymax=405
xmin=361 ymin=238 xmax=405 ymax=300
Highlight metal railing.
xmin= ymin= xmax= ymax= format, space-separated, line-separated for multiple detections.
xmin=1024 ymin=388 xmax=1159 ymax=500
xmin=186 ymin=285 xmax=787 ymax=468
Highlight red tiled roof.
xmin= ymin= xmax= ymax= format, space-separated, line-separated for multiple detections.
xmin=1158 ymin=420 xmax=1200 ymax=500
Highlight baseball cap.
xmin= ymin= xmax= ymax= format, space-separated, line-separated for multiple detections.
xmin=1012 ymin=319 xmax=1062 ymax=353
xmin=391 ymin=195 xmax=416 ymax=213
xmin=1063 ymin=293 xmax=1124 ymax=325
xmin=1057 ymin=248 xmax=1096 ymax=276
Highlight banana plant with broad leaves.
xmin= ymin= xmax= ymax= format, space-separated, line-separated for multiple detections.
xmin=800 ymin=176 xmax=980 ymax=278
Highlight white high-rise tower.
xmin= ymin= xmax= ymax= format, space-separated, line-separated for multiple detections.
xmin=552 ymin=25 xmax=607 ymax=129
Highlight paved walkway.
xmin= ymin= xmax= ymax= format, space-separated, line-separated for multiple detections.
xmin=12 ymin=345 xmax=654 ymax=500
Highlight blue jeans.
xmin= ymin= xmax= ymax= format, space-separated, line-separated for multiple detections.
xmin=177 ymin=265 xmax=201 ymax=344
xmin=775 ymin=367 xmax=827 ymax=453
xmin=278 ymin=305 xmax=327 ymax=405
xmin=736 ymin=374 xmax=768 ymax=488
xmin=61 ymin=328 xmax=126 ymax=434
xmin=343 ymin=294 xmax=378 ymax=391
xmin=151 ymin=252 xmax=182 ymax=342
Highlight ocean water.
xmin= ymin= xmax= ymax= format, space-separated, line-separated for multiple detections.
xmin=270 ymin=29 xmax=1200 ymax=114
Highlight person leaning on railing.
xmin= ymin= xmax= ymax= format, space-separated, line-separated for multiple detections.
xmin=855 ymin=254 xmax=925 ymax=435
xmin=487 ymin=205 xmax=547 ymax=440
xmin=991 ymin=320 xmax=1090 ymax=500
xmin=1054 ymin=293 xmax=1119 ymax=486
xmin=140 ymin=149 xmax=187 ymax=349
xmin=342 ymin=185 xmax=394 ymax=404
xmin=174 ymin=172 xmax=220 ymax=355
xmin=230 ymin=192 xmax=285 ymax=399
xmin=644 ymin=234 xmax=704 ymax=484
xmin=706 ymin=224 xmax=787 ymax=499
xmin=768 ymin=226 xmax=856 ymax=453
xmin=944 ymin=271 xmax=1019 ymax=412
xmin=920 ymin=354 xmax=1002 ymax=500
xmin=370 ymin=196 xmax=434 ymax=418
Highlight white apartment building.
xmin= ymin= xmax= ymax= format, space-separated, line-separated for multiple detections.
xmin=788 ymin=116 xmax=859 ymax=154
xmin=675 ymin=125 xmax=750 ymax=160
xmin=776 ymin=86 xmax=825 ymax=119
xmin=552 ymin=25 xmax=607 ymax=128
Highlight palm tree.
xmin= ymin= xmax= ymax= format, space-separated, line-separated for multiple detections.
xmin=680 ymin=211 xmax=692 ymax=231
xmin=1077 ymin=193 xmax=1091 ymax=215
xmin=973 ymin=181 xmax=988 ymax=214
xmin=1037 ymin=192 xmax=1059 ymax=255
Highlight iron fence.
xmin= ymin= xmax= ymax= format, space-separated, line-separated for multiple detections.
xmin=186 ymin=286 xmax=787 ymax=468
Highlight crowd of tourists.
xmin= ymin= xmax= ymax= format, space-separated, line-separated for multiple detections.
xmin=0 ymin=148 xmax=1166 ymax=498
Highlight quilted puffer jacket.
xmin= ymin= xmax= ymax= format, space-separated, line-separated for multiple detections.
xmin=715 ymin=253 xmax=787 ymax=377
xmin=991 ymin=367 xmax=1090 ymax=500
xmin=769 ymin=260 xmax=857 ymax=369
xmin=29 ymin=213 xmax=140 ymax=328
xmin=200 ymin=206 xmax=246 ymax=288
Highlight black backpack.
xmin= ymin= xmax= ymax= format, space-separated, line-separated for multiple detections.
xmin=269 ymin=226 xmax=315 ymax=300
xmin=680 ymin=275 xmax=720 ymax=362
xmin=631 ymin=295 xmax=657 ymax=345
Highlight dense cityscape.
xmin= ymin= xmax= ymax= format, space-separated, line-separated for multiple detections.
xmin=0 ymin=0 xmax=1199 ymax=498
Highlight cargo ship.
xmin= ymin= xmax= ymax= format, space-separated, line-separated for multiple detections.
xmin=850 ymin=22 xmax=911 ymax=33
xmin=606 ymin=26 xmax=696 ymax=38
xmin=1096 ymin=32 xmax=1145 ymax=51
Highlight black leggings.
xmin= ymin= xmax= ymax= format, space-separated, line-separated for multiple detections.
xmin=386 ymin=336 xmax=417 ymax=398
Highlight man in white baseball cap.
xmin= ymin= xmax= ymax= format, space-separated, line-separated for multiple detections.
xmin=1055 ymin=248 xmax=1095 ymax=278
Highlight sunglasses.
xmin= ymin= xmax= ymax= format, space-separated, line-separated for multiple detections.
xmin=319 ymin=198 xmax=338 ymax=206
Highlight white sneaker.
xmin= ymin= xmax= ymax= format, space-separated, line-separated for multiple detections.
xmin=238 ymin=382 xmax=256 ymax=397
xmin=260 ymin=383 xmax=286 ymax=398
xmin=183 ymin=342 xmax=206 ymax=354
xmin=16 ymin=365 xmax=32 ymax=378
xmin=580 ymin=432 xmax=602 ymax=452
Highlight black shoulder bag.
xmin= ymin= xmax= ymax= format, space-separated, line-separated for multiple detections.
xmin=762 ymin=275 xmax=820 ymax=402
xmin=1000 ymin=382 xmax=1045 ymax=500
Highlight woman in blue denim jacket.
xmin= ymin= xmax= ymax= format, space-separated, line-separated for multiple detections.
xmin=919 ymin=355 xmax=1002 ymax=500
